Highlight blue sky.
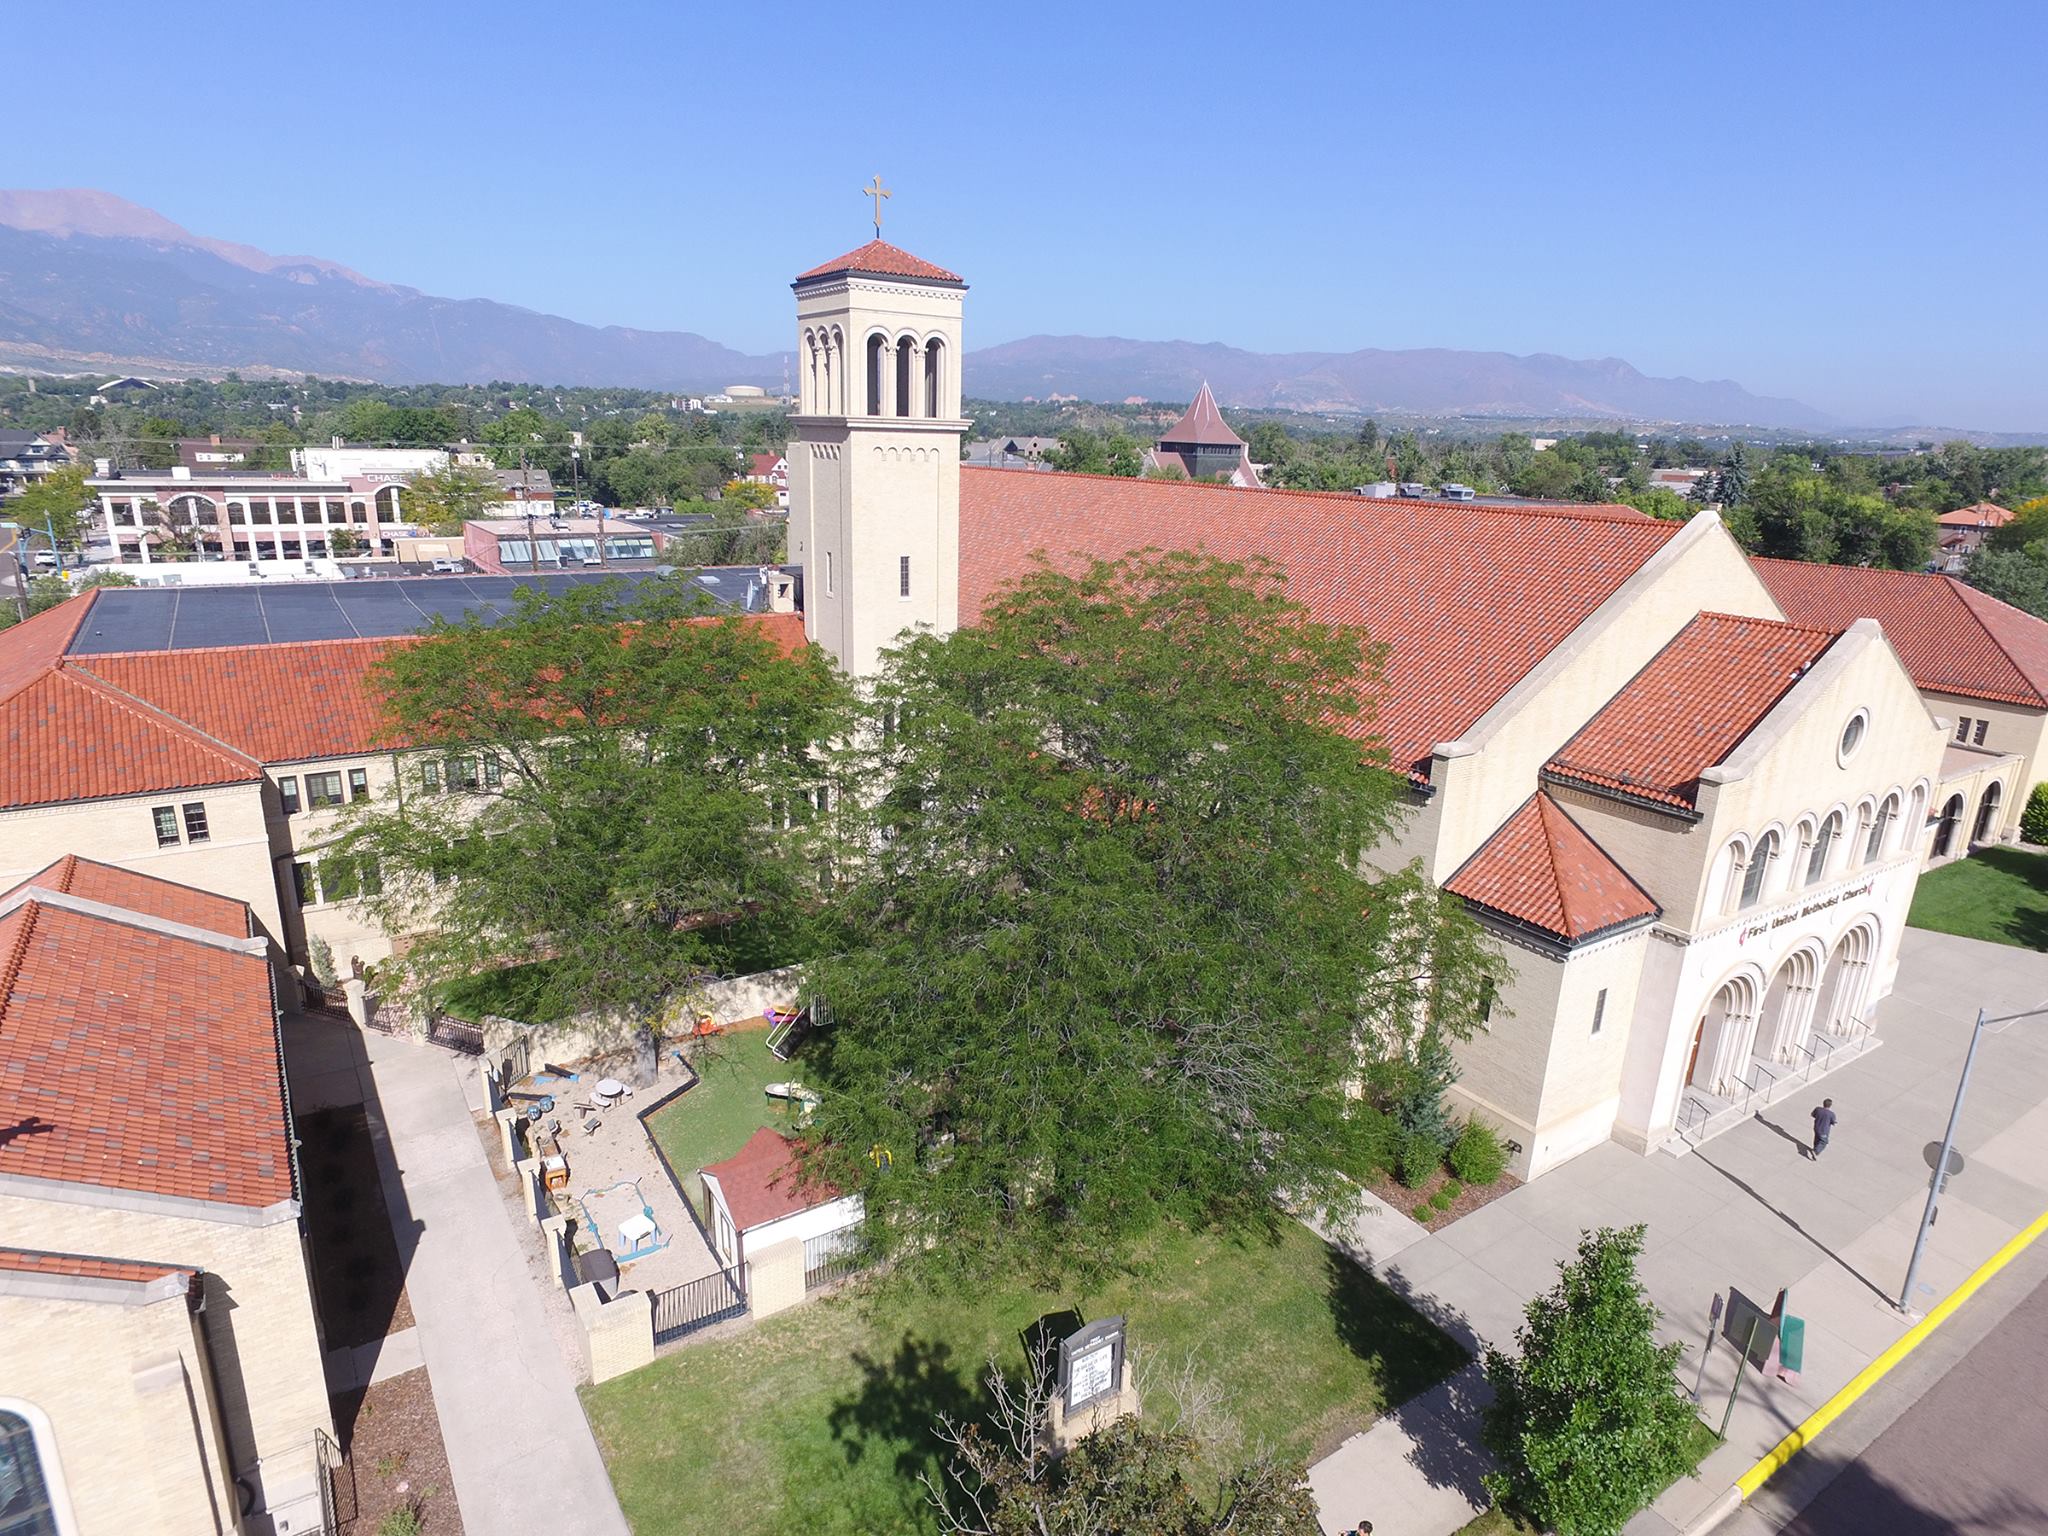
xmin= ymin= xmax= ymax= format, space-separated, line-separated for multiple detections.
xmin=17 ymin=0 xmax=2046 ymax=429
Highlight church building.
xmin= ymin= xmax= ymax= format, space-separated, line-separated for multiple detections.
xmin=785 ymin=235 xmax=2028 ymax=1180
xmin=1139 ymin=382 xmax=1266 ymax=487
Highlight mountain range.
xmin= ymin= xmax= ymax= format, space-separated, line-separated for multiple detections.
xmin=0 ymin=190 xmax=1826 ymax=427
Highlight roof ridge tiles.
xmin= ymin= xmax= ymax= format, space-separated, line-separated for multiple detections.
xmin=1693 ymin=609 xmax=1842 ymax=640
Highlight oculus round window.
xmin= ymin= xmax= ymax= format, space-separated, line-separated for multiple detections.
xmin=1838 ymin=711 xmax=1868 ymax=764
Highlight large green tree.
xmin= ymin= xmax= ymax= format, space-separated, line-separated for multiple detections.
xmin=339 ymin=581 xmax=850 ymax=1026
xmin=1482 ymin=1225 xmax=1702 ymax=1536
xmin=804 ymin=550 xmax=1498 ymax=1278
xmin=10 ymin=463 xmax=95 ymax=546
xmin=402 ymin=459 xmax=504 ymax=535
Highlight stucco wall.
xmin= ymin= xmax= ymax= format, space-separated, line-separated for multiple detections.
xmin=1922 ymin=689 xmax=2048 ymax=834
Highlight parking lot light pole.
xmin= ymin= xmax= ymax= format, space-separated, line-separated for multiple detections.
xmin=1897 ymin=1001 xmax=2048 ymax=1311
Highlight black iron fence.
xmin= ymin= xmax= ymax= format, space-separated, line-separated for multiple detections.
xmin=651 ymin=1266 xmax=746 ymax=1344
xmin=426 ymin=1014 xmax=485 ymax=1055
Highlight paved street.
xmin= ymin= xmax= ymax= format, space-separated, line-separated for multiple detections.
xmin=1777 ymin=1260 xmax=2048 ymax=1534
xmin=1308 ymin=928 xmax=2048 ymax=1536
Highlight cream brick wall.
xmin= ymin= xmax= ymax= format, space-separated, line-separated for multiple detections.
xmin=0 ymin=1191 xmax=331 ymax=1527
xmin=570 ymin=1282 xmax=654 ymax=1384
xmin=0 ymin=781 xmax=281 ymax=939
xmin=746 ymin=1235 xmax=807 ymax=1320
xmin=1448 ymin=936 xmax=1562 ymax=1174
xmin=0 ymin=1292 xmax=234 ymax=1536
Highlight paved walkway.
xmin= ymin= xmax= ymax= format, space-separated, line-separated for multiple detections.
xmin=285 ymin=1017 xmax=629 ymax=1536
xmin=1306 ymin=929 xmax=2048 ymax=1536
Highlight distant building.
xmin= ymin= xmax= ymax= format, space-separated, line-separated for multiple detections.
xmin=294 ymin=442 xmax=448 ymax=482
xmin=963 ymin=436 xmax=1060 ymax=469
xmin=487 ymin=465 xmax=557 ymax=514
xmin=463 ymin=515 xmax=660 ymax=573
xmin=725 ymin=384 xmax=767 ymax=399
xmin=745 ymin=452 xmax=791 ymax=507
xmin=1139 ymin=383 xmax=1265 ymax=487
xmin=0 ymin=429 xmax=75 ymax=496
xmin=1648 ymin=467 xmax=1710 ymax=497
xmin=88 ymin=466 xmax=419 ymax=563
xmin=1934 ymin=502 xmax=2013 ymax=572
xmin=177 ymin=434 xmax=261 ymax=469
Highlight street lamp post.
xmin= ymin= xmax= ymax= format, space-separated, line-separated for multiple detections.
xmin=1897 ymin=1000 xmax=2048 ymax=1311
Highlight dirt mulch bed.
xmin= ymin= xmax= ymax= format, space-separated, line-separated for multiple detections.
xmin=1363 ymin=1164 xmax=1520 ymax=1233
xmin=329 ymin=1366 xmax=463 ymax=1535
xmin=298 ymin=1106 xmax=415 ymax=1349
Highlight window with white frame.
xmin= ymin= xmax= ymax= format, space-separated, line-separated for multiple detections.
xmin=0 ymin=1403 xmax=69 ymax=1535
xmin=306 ymin=770 xmax=345 ymax=809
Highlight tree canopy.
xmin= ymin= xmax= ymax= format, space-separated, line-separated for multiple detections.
xmin=1482 ymin=1225 xmax=1701 ymax=1536
xmin=805 ymin=549 xmax=1499 ymax=1279
xmin=339 ymin=581 xmax=850 ymax=1026
xmin=10 ymin=463 xmax=95 ymax=546
xmin=402 ymin=459 xmax=503 ymax=535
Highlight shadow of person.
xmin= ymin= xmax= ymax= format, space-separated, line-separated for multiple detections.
xmin=1754 ymin=1111 xmax=1813 ymax=1159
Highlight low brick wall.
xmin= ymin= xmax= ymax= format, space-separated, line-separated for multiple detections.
xmin=571 ymin=1282 xmax=655 ymax=1384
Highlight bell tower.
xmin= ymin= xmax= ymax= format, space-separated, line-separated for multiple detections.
xmin=787 ymin=227 xmax=967 ymax=678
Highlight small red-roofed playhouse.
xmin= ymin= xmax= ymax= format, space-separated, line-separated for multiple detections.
xmin=700 ymin=1128 xmax=863 ymax=1315
xmin=781 ymin=233 xmax=2044 ymax=1181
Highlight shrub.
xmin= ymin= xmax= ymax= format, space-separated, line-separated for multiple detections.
xmin=308 ymin=935 xmax=338 ymax=990
xmin=1450 ymin=1117 xmax=1511 ymax=1186
xmin=1483 ymin=1225 xmax=1701 ymax=1536
xmin=1393 ymin=1027 xmax=1460 ymax=1163
xmin=1414 ymin=1201 xmax=1434 ymax=1221
xmin=2024 ymin=782 xmax=2048 ymax=846
xmin=1339 ymin=1103 xmax=1402 ymax=1182
xmin=1398 ymin=1128 xmax=1446 ymax=1188
xmin=1440 ymin=1178 xmax=1464 ymax=1204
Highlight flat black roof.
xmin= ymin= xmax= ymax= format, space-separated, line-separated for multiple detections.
xmin=65 ymin=571 xmax=657 ymax=655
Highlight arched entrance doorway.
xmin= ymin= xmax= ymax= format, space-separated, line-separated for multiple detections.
xmin=1934 ymin=793 xmax=1965 ymax=858
xmin=1757 ymin=945 xmax=1825 ymax=1065
xmin=1973 ymin=782 xmax=2004 ymax=845
xmin=1688 ymin=971 xmax=1762 ymax=1094
xmin=1814 ymin=921 xmax=1878 ymax=1037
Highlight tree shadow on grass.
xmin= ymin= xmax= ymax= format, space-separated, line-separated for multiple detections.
xmin=1325 ymin=1246 xmax=1473 ymax=1402
xmin=827 ymin=1331 xmax=983 ymax=1488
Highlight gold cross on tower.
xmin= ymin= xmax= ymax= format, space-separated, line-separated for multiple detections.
xmin=862 ymin=174 xmax=891 ymax=238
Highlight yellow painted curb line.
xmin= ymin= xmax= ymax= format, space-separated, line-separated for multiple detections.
xmin=1686 ymin=1203 xmax=2048 ymax=1533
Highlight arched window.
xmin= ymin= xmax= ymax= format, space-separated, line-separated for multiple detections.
xmin=1865 ymin=793 xmax=1899 ymax=864
xmin=866 ymin=334 xmax=885 ymax=416
xmin=1740 ymin=830 xmax=1778 ymax=909
xmin=830 ymin=327 xmax=846 ymax=413
xmin=0 ymin=1404 xmax=67 ymax=1534
xmin=1934 ymin=794 xmax=1965 ymax=858
xmin=924 ymin=337 xmax=945 ymax=418
xmin=1806 ymin=812 xmax=1840 ymax=885
xmin=895 ymin=336 xmax=915 ymax=416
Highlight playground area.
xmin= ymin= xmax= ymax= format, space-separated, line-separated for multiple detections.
xmin=497 ymin=1004 xmax=819 ymax=1296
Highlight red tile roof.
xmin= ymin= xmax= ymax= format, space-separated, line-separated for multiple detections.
xmin=1158 ymin=383 xmax=1246 ymax=448
xmin=0 ymin=1247 xmax=192 ymax=1286
xmin=1445 ymin=793 xmax=1660 ymax=944
xmin=0 ymin=665 xmax=264 ymax=809
xmin=77 ymin=638 xmax=410 ymax=763
xmin=1755 ymin=559 xmax=2048 ymax=708
xmin=5 ymin=855 xmax=252 ymax=938
xmin=794 ymin=240 xmax=962 ymax=285
xmin=0 ymin=894 xmax=290 ymax=1208
xmin=702 ymin=1126 xmax=842 ymax=1231
xmin=1936 ymin=502 xmax=2013 ymax=528
xmin=1547 ymin=613 xmax=1840 ymax=810
xmin=958 ymin=467 xmax=1682 ymax=778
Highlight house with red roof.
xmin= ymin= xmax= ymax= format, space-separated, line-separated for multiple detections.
xmin=699 ymin=1127 xmax=862 ymax=1312
xmin=744 ymin=451 xmax=790 ymax=507
xmin=783 ymin=236 xmax=1973 ymax=1177
xmin=1932 ymin=501 xmax=2014 ymax=571
xmin=0 ymin=857 xmax=332 ymax=1535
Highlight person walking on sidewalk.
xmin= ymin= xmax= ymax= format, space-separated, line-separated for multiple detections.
xmin=1810 ymin=1098 xmax=1837 ymax=1160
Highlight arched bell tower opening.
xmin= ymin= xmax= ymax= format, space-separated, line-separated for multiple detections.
xmin=787 ymin=235 xmax=968 ymax=679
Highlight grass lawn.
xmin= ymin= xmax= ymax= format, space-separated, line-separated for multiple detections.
xmin=1907 ymin=846 xmax=2048 ymax=950
xmin=585 ymin=1222 xmax=1470 ymax=1536
xmin=645 ymin=1032 xmax=806 ymax=1216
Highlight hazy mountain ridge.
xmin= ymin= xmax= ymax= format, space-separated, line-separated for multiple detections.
xmin=968 ymin=335 xmax=1827 ymax=428
xmin=0 ymin=190 xmax=1825 ymax=425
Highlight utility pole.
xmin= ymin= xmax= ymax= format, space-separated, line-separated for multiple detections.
xmin=522 ymin=448 xmax=539 ymax=573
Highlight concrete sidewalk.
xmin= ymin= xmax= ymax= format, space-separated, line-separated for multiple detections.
xmin=1306 ymin=929 xmax=2048 ymax=1536
xmin=292 ymin=1018 xmax=631 ymax=1536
